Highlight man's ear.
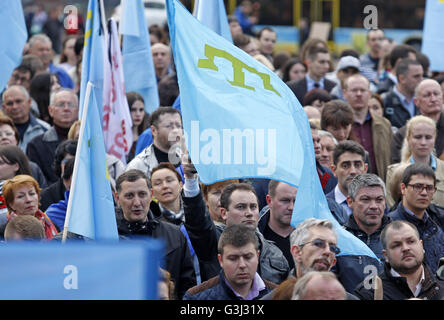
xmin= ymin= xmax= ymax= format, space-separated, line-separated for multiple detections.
xmin=330 ymin=164 xmax=337 ymax=178
xmin=217 ymin=253 xmax=223 ymax=268
xmin=346 ymin=195 xmax=353 ymax=208
xmin=291 ymin=245 xmax=302 ymax=264
xmin=220 ymin=208 xmax=228 ymax=222
xmin=150 ymin=125 xmax=157 ymax=137
xmin=265 ymin=194 xmax=272 ymax=206
xmin=363 ymin=163 xmax=369 ymax=173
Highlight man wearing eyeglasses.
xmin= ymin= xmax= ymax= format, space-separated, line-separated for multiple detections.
xmin=126 ymin=107 xmax=184 ymax=180
xmin=1 ymin=85 xmax=50 ymax=152
xmin=388 ymin=163 xmax=444 ymax=274
xmin=26 ymin=89 xmax=78 ymax=184
xmin=290 ymin=218 xmax=340 ymax=279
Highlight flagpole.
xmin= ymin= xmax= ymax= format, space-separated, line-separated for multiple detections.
xmin=99 ymin=0 xmax=108 ymax=36
xmin=62 ymin=82 xmax=93 ymax=243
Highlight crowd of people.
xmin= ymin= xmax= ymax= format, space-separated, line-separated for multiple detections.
xmin=1 ymin=2 xmax=444 ymax=301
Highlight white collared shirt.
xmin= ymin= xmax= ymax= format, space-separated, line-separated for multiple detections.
xmin=390 ymin=266 xmax=425 ymax=297
xmin=334 ymin=185 xmax=352 ymax=216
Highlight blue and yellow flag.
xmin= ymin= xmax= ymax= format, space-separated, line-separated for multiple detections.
xmin=79 ymin=0 xmax=105 ymax=118
xmin=0 ymin=1 xmax=27 ymax=92
xmin=166 ymin=0 xmax=377 ymax=259
xmin=122 ymin=0 xmax=160 ymax=114
xmin=65 ymin=82 xmax=118 ymax=240
xmin=422 ymin=0 xmax=444 ymax=72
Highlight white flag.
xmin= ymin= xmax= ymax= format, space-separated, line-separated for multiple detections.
xmin=103 ymin=18 xmax=133 ymax=164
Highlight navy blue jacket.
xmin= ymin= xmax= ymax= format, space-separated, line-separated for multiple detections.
xmin=332 ymin=214 xmax=390 ymax=293
xmin=183 ymin=270 xmax=273 ymax=300
xmin=388 ymin=202 xmax=444 ymax=274
xmin=383 ymin=89 xmax=419 ymax=129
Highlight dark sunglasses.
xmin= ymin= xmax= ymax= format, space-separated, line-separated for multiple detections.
xmin=300 ymin=238 xmax=341 ymax=255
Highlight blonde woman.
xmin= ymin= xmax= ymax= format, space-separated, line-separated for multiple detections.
xmin=386 ymin=115 xmax=444 ymax=207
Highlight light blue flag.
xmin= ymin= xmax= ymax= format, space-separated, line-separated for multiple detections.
xmin=0 ymin=1 xmax=27 ymax=92
xmin=166 ymin=0 xmax=378 ymax=260
xmin=194 ymin=0 xmax=233 ymax=43
xmin=65 ymin=82 xmax=119 ymax=240
xmin=79 ymin=0 xmax=105 ymax=118
xmin=422 ymin=0 xmax=444 ymax=72
xmin=0 ymin=241 xmax=163 ymax=299
xmin=122 ymin=0 xmax=160 ymax=114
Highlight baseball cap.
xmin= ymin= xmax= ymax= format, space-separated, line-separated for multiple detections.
xmin=337 ymin=56 xmax=361 ymax=71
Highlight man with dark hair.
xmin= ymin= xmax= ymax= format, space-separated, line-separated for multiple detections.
xmin=383 ymin=59 xmax=423 ymax=129
xmin=327 ymin=140 xmax=368 ymax=216
xmin=355 ymin=220 xmax=444 ymax=300
xmin=287 ymin=46 xmax=336 ymax=103
xmin=181 ymin=165 xmax=290 ymax=284
xmin=126 ymin=107 xmax=183 ymax=179
xmin=183 ymin=224 xmax=276 ymax=300
xmin=388 ymin=163 xmax=444 ymax=274
xmin=321 ymin=99 xmax=354 ymax=142
xmin=333 ymin=173 xmax=388 ymax=292
xmin=227 ymin=15 xmax=243 ymax=37
xmin=258 ymin=180 xmax=297 ymax=269
xmin=257 ymin=27 xmax=276 ymax=63
xmin=7 ymin=65 xmax=33 ymax=92
xmin=359 ymin=29 xmax=385 ymax=84
xmin=377 ymin=44 xmax=417 ymax=95
xmin=115 ymin=169 xmax=196 ymax=299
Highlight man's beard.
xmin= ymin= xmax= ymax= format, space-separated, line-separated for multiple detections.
xmin=391 ymin=258 xmax=422 ymax=275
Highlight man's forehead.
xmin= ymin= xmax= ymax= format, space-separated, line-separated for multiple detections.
xmin=386 ymin=225 xmax=418 ymax=243
xmin=418 ymin=82 xmax=442 ymax=96
xmin=308 ymin=226 xmax=337 ymax=242
xmin=407 ymin=174 xmax=434 ymax=184
xmin=356 ymin=186 xmax=384 ymax=197
xmin=337 ymin=152 xmax=364 ymax=163
xmin=54 ymin=91 xmax=77 ymax=103
xmin=121 ymin=178 xmax=149 ymax=192
xmin=158 ymin=113 xmax=182 ymax=125
xmin=4 ymin=88 xmax=26 ymax=99
xmin=230 ymin=189 xmax=257 ymax=202
xmin=223 ymin=243 xmax=256 ymax=255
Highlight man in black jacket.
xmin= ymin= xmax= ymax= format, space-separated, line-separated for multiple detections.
xmin=27 ymin=89 xmax=79 ymax=184
xmin=286 ymin=46 xmax=335 ymax=103
xmin=115 ymin=169 xmax=196 ymax=299
xmin=183 ymin=224 xmax=275 ymax=300
xmin=355 ymin=220 xmax=444 ymax=300
xmin=181 ymin=159 xmax=290 ymax=284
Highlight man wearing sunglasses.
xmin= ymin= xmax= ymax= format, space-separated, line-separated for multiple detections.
xmin=388 ymin=163 xmax=444 ymax=274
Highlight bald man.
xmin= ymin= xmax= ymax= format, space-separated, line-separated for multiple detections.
xmin=2 ymin=85 xmax=50 ymax=151
xmin=152 ymin=43 xmax=172 ymax=82
xmin=391 ymin=79 xmax=444 ymax=162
